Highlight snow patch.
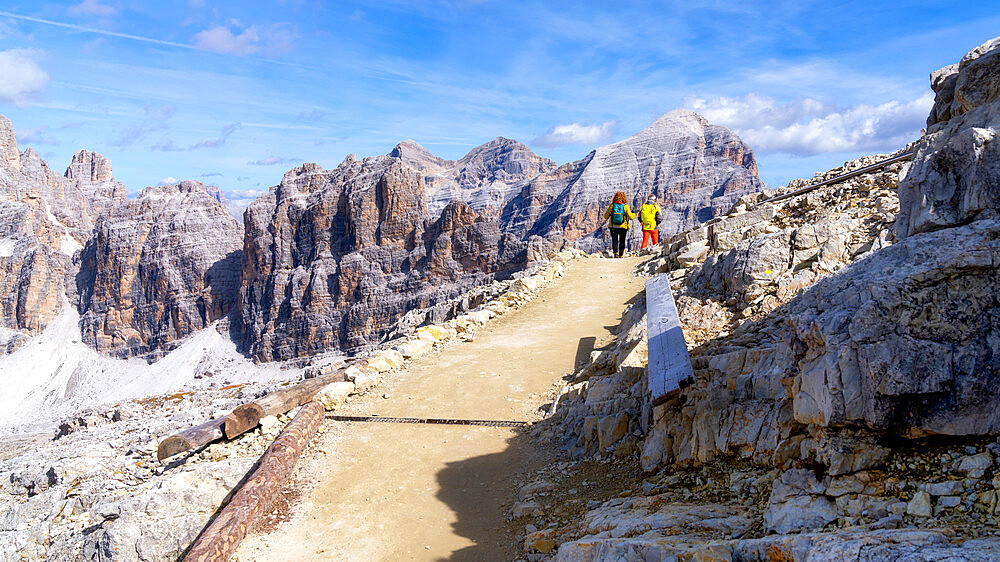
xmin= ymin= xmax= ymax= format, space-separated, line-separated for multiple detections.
xmin=0 ymin=237 xmax=14 ymax=257
xmin=0 ymin=299 xmax=292 ymax=434
xmin=43 ymin=202 xmax=84 ymax=256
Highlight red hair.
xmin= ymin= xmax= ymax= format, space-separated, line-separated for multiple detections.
xmin=612 ymin=191 xmax=627 ymax=204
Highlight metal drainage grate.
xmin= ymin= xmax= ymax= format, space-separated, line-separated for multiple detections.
xmin=325 ymin=414 xmax=529 ymax=428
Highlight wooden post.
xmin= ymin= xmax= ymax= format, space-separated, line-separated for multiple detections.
xmin=184 ymin=400 xmax=325 ymax=562
xmin=157 ymin=416 xmax=226 ymax=461
xmin=645 ymin=274 xmax=694 ymax=405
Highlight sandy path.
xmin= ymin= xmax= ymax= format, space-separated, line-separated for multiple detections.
xmin=233 ymin=255 xmax=645 ymax=561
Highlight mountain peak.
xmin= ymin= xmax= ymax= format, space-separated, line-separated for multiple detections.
xmin=390 ymin=139 xmax=449 ymax=171
xmin=0 ymin=114 xmax=19 ymax=172
xmin=65 ymin=150 xmax=113 ymax=183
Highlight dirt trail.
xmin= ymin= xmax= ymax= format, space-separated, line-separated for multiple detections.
xmin=233 ymin=255 xmax=646 ymax=561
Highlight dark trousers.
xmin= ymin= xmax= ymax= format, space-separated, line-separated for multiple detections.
xmin=610 ymin=227 xmax=627 ymax=256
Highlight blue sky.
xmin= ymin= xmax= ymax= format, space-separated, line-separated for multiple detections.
xmin=0 ymin=1 xmax=997 ymax=208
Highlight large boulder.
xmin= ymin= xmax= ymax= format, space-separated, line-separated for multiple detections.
xmin=786 ymin=218 xmax=1000 ymax=436
xmin=897 ymin=36 xmax=1000 ymax=238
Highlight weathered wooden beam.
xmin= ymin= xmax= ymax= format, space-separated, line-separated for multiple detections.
xmin=158 ymin=368 xmax=348 ymax=461
xmin=157 ymin=415 xmax=226 ymax=461
xmin=645 ymin=274 xmax=694 ymax=406
xmin=223 ymin=371 xmax=346 ymax=439
xmin=184 ymin=400 xmax=325 ymax=562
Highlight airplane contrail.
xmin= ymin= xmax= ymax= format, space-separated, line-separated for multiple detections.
xmin=0 ymin=10 xmax=196 ymax=50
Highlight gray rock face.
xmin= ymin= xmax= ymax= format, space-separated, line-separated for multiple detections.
xmin=786 ymin=36 xmax=1000 ymax=438
xmin=0 ymin=117 xmax=126 ymax=352
xmin=393 ymin=137 xmax=558 ymax=215
xmin=500 ymin=109 xmax=763 ymax=250
xmin=0 ymin=115 xmax=19 ymax=172
xmin=77 ymin=180 xmax=243 ymax=358
xmin=65 ymin=149 xmax=113 ymax=183
xmin=240 ymin=156 xmax=527 ymax=361
xmin=787 ymin=218 xmax=1000 ymax=436
xmin=898 ymin=36 xmax=1000 ymax=238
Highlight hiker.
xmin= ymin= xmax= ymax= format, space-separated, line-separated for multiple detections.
xmin=638 ymin=194 xmax=662 ymax=249
xmin=603 ymin=191 xmax=636 ymax=258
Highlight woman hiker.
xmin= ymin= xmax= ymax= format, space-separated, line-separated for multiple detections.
xmin=604 ymin=191 xmax=636 ymax=258
xmin=639 ymin=194 xmax=663 ymax=249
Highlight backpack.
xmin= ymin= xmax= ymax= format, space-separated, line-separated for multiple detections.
xmin=611 ymin=203 xmax=626 ymax=226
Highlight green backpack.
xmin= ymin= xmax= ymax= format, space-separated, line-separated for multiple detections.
xmin=611 ymin=203 xmax=625 ymax=226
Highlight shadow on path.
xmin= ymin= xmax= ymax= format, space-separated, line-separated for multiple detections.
xmin=435 ymin=429 xmax=535 ymax=561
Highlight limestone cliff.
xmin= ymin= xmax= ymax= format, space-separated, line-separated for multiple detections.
xmin=77 ymin=180 xmax=243 ymax=358
xmin=0 ymin=117 xmax=126 ymax=352
xmin=393 ymin=137 xmax=558 ymax=215
xmin=240 ymin=156 xmax=526 ymax=361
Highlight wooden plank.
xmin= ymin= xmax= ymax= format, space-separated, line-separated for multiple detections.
xmin=184 ymin=401 xmax=326 ymax=562
xmin=157 ymin=416 xmax=226 ymax=461
xmin=645 ymin=274 xmax=694 ymax=405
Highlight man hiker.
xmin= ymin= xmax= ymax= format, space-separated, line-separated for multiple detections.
xmin=639 ymin=194 xmax=662 ymax=250
xmin=604 ymin=191 xmax=636 ymax=258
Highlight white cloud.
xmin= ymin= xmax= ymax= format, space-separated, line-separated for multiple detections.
xmin=151 ymin=138 xmax=183 ymax=152
xmin=157 ymin=177 xmax=178 ymax=186
xmin=194 ymin=23 xmax=296 ymax=56
xmin=69 ymin=0 xmax=118 ymax=17
xmin=688 ymin=93 xmax=934 ymax=155
xmin=112 ymin=103 xmax=176 ymax=147
xmin=225 ymin=188 xmax=268 ymax=211
xmin=0 ymin=49 xmax=48 ymax=104
xmin=533 ymin=120 xmax=617 ymax=148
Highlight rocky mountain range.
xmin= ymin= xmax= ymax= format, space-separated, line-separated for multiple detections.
xmin=0 ymin=110 xmax=762 ymax=362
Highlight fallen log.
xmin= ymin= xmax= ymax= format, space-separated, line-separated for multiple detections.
xmin=223 ymin=371 xmax=347 ymax=439
xmin=157 ymin=369 xmax=348 ymax=461
xmin=184 ymin=400 xmax=325 ymax=562
xmin=157 ymin=415 xmax=226 ymax=461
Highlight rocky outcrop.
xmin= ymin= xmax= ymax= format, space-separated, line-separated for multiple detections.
xmin=77 ymin=180 xmax=243 ymax=358
xmin=240 ymin=156 xmax=527 ymax=361
xmin=786 ymin=218 xmax=1000 ymax=436
xmin=899 ymin=37 xmax=1000 ymax=238
xmin=0 ymin=117 xmax=127 ymax=352
xmin=500 ymin=110 xmax=763 ymax=250
xmin=0 ymin=115 xmax=19 ymax=172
